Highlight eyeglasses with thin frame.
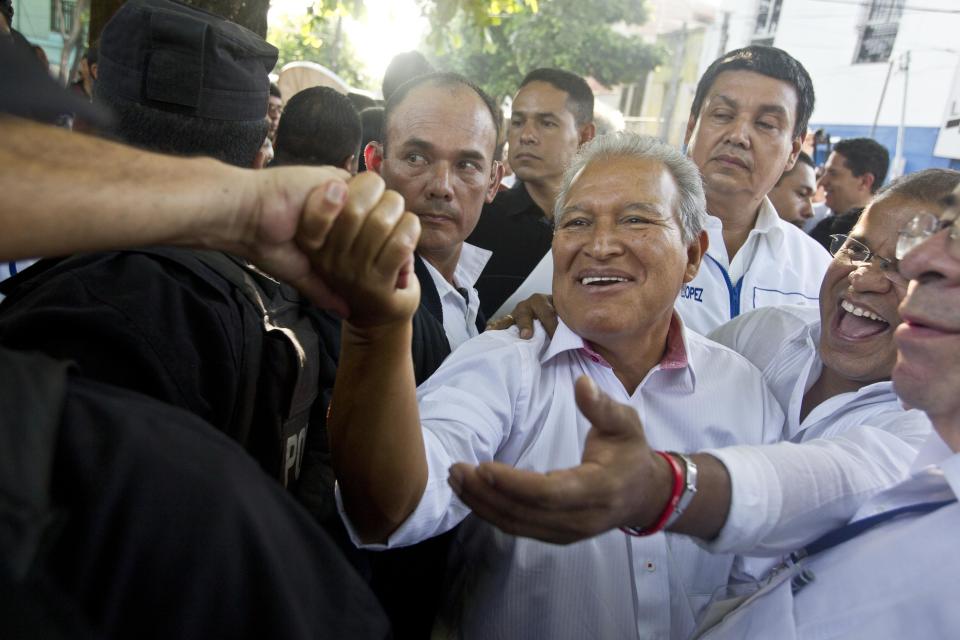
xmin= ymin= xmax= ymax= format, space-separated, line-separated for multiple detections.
xmin=896 ymin=205 xmax=960 ymax=260
xmin=829 ymin=234 xmax=907 ymax=287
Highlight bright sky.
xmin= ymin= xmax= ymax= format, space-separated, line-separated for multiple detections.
xmin=268 ymin=0 xmax=429 ymax=89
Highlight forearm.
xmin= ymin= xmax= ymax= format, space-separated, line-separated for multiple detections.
xmin=701 ymin=426 xmax=924 ymax=555
xmin=0 ymin=116 xmax=248 ymax=260
xmin=329 ymin=320 xmax=427 ymax=543
xmin=666 ymin=453 xmax=732 ymax=540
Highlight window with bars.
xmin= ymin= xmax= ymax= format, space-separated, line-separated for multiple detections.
xmin=751 ymin=0 xmax=783 ymax=46
xmin=854 ymin=0 xmax=905 ymax=64
xmin=50 ymin=0 xmax=78 ymax=33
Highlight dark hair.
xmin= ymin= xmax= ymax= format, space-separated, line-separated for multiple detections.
xmin=99 ymin=92 xmax=268 ymax=167
xmin=811 ymin=207 xmax=863 ymax=251
xmin=876 ymin=167 xmax=960 ymax=204
xmin=272 ymin=86 xmax=361 ymax=168
xmin=690 ymin=46 xmax=815 ymax=139
xmin=382 ymin=50 xmax=434 ymax=100
xmin=833 ymin=138 xmax=890 ymax=193
xmin=519 ymin=67 xmax=594 ymax=127
xmin=776 ymin=150 xmax=814 ymax=185
xmin=384 ymin=71 xmax=501 ymax=160
xmin=269 ymin=82 xmax=281 ymax=99
xmin=348 ymin=92 xmax=377 ymax=112
xmin=358 ymin=106 xmax=384 ymax=172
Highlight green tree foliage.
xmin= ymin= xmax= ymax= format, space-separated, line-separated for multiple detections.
xmin=267 ymin=8 xmax=373 ymax=90
xmin=425 ymin=0 xmax=664 ymax=100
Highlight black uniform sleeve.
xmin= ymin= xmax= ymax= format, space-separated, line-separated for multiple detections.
xmin=49 ymin=376 xmax=390 ymax=640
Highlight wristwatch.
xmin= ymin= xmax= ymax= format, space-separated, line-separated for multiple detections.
xmin=664 ymin=452 xmax=698 ymax=529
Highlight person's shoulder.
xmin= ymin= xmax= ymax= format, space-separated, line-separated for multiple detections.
xmin=708 ymin=305 xmax=816 ymax=371
xmin=711 ymin=304 xmax=816 ymax=341
xmin=685 ymin=326 xmax=767 ymax=381
xmin=459 ymin=323 xmax=552 ymax=360
xmin=777 ymin=218 xmax=831 ymax=260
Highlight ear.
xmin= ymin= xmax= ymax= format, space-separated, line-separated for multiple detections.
xmin=341 ymin=153 xmax=358 ymax=175
xmin=365 ymin=141 xmax=383 ymax=175
xmin=90 ymin=62 xmax=99 ymax=79
xmin=683 ymin=230 xmax=709 ymax=284
xmin=860 ymin=172 xmax=876 ymax=193
xmin=782 ymin=135 xmax=802 ymax=174
xmin=579 ymin=121 xmax=596 ymax=146
xmin=485 ymin=160 xmax=505 ymax=203
xmin=683 ymin=115 xmax=697 ymax=148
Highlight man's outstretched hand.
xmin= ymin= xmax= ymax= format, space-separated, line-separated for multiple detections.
xmin=447 ymin=376 xmax=673 ymax=544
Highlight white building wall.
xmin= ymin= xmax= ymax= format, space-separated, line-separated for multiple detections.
xmin=708 ymin=0 xmax=960 ymax=129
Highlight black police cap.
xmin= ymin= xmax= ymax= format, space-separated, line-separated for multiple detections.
xmin=97 ymin=0 xmax=278 ymax=121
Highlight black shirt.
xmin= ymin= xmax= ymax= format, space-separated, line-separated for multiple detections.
xmin=0 ymin=346 xmax=389 ymax=640
xmin=468 ymin=181 xmax=553 ymax=318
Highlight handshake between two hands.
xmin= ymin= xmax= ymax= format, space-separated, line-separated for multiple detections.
xmin=243 ymin=169 xmax=422 ymax=330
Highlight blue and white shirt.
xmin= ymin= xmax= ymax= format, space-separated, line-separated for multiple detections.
xmin=676 ymin=198 xmax=830 ymax=336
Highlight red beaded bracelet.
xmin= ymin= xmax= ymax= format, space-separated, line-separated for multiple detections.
xmin=619 ymin=451 xmax=684 ymax=537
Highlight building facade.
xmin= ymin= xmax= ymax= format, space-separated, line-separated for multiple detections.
xmin=704 ymin=0 xmax=960 ymax=174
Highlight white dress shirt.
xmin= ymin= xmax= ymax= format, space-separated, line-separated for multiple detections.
xmin=339 ymin=316 xmax=784 ymax=639
xmin=704 ymin=305 xmax=931 ymax=556
xmin=420 ymin=242 xmax=491 ymax=351
xmin=698 ymin=431 xmax=960 ymax=639
xmin=676 ymin=198 xmax=831 ymax=336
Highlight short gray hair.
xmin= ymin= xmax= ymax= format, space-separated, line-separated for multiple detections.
xmin=553 ymin=132 xmax=707 ymax=244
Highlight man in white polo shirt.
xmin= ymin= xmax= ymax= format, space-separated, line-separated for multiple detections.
xmin=676 ymin=45 xmax=829 ymax=334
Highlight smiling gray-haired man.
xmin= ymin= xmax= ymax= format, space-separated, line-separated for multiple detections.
xmin=314 ymin=132 xmax=786 ymax=639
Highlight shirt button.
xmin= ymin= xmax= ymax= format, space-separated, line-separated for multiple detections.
xmin=645 ymin=561 xmax=656 ymax=572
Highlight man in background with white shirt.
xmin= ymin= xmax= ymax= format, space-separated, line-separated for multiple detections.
xmin=676 ymin=45 xmax=830 ymax=334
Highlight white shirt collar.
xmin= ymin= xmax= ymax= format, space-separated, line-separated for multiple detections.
xmin=420 ymin=242 xmax=491 ymax=297
xmin=456 ymin=242 xmax=493 ymax=289
xmin=420 ymin=242 xmax=492 ymax=350
xmin=747 ymin=197 xmax=787 ymax=248
xmin=702 ymin=198 xmax=785 ymax=269
xmin=541 ymin=314 xmax=697 ymax=391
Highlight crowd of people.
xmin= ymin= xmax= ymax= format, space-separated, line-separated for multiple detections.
xmin=2 ymin=0 xmax=959 ymax=638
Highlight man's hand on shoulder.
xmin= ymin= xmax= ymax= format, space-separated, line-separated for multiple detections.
xmin=487 ymin=293 xmax=558 ymax=339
